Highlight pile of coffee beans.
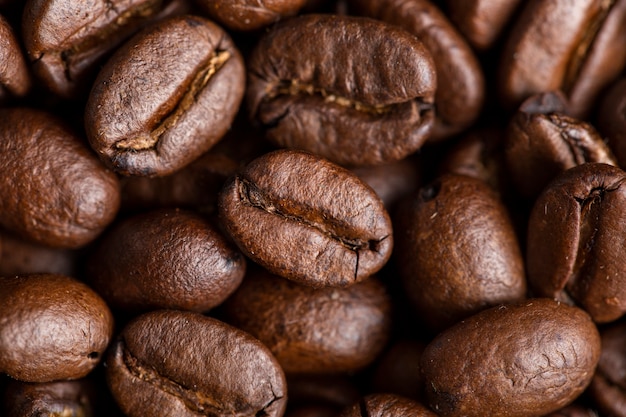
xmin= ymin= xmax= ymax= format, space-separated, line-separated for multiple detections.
xmin=2 ymin=0 xmax=626 ymax=415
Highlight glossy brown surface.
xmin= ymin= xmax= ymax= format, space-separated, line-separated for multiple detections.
xmin=196 ymin=0 xmax=307 ymax=31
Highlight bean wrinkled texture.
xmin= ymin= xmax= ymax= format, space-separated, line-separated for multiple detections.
xmin=3 ymin=0 xmax=626 ymax=414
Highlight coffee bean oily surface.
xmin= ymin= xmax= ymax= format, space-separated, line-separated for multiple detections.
xmin=223 ymin=269 xmax=391 ymax=374
xmin=527 ymin=163 xmax=626 ymax=323
xmin=339 ymin=393 xmax=438 ymax=417
xmin=87 ymin=208 xmax=246 ymax=313
xmin=105 ymin=309 xmax=287 ymax=417
xmin=21 ymin=0 xmax=189 ymax=99
xmin=421 ymin=298 xmax=601 ymax=417
xmin=0 ymin=14 xmax=30 ymax=103
xmin=196 ymin=0 xmax=307 ymax=31
xmin=0 ymin=274 xmax=114 ymax=383
xmin=0 ymin=107 xmax=120 ymax=248
xmin=218 ymin=149 xmax=393 ymax=288
xmin=246 ymin=13 xmax=436 ymax=167
xmin=85 ymin=14 xmax=245 ymax=177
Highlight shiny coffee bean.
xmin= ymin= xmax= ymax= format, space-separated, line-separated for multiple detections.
xmin=350 ymin=0 xmax=485 ymax=141
xmin=505 ymin=91 xmax=617 ymax=199
xmin=0 ymin=108 xmax=120 ymax=248
xmin=223 ymin=269 xmax=392 ymax=374
xmin=247 ymin=13 xmax=436 ymax=167
xmin=421 ymin=298 xmax=601 ymax=417
xmin=339 ymin=393 xmax=438 ymax=417
xmin=22 ymin=0 xmax=190 ymax=99
xmin=0 ymin=14 xmax=30 ymax=103
xmin=218 ymin=149 xmax=393 ymax=288
xmin=85 ymin=14 xmax=245 ymax=177
xmin=527 ymin=163 xmax=626 ymax=323
xmin=395 ymin=173 xmax=527 ymax=331
xmin=87 ymin=208 xmax=246 ymax=313
xmin=106 ymin=309 xmax=287 ymax=417
xmin=0 ymin=274 xmax=114 ymax=382
xmin=196 ymin=0 xmax=307 ymax=31
xmin=498 ymin=0 xmax=626 ymax=117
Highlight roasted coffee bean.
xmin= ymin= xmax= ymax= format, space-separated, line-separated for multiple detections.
xmin=444 ymin=0 xmax=523 ymax=51
xmin=421 ymin=298 xmax=601 ymax=417
xmin=505 ymin=91 xmax=617 ymax=199
xmin=196 ymin=0 xmax=307 ymax=31
xmin=22 ymin=0 xmax=190 ymax=99
xmin=247 ymin=13 xmax=436 ymax=167
xmin=588 ymin=320 xmax=626 ymax=417
xmin=223 ymin=269 xmax=392 ymax=374
xmin=0 ymin=14 xmax=30 ymax=104
xmin=349 ymin=0 xmax=485 ymax=141
xmin=218 ymin=149 xmax=393 ymax=288
xmin=498 ymin=0 xmax=626 ymax=117
xmin=527 ymin=163 xmax=626 ymax=323
xmin=0 ymin=274 xmax=114 ymax=382
xmin=0 ymin=108 xmax=120 ymax=248
xmin=4 ymin=378 xmax=98 ymax=417
xmin=597 ymin=76 xmax=626 ymax=168
xmin=339 ymin=393 xmax=438 ymax=417
xmin=87 ymin=208 xmax=246 ymax=313
xmin=85 ymin=14 xmax=245 ymax=177
xmin=395 ymin=173 xmax=527 ymax=331
xmin=106 ymin=309 xmax=287 ymax=417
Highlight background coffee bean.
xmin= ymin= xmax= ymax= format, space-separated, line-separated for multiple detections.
xmin=195 ymin=0 xmax=308 ymax=31
xmin=0 ymin=14 xmax=30 ymax=104
xmin=339 ymin=393 xmax=438 ymax=417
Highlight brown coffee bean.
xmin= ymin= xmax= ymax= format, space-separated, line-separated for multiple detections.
xmin=444 ymin=0 xmax=523 ymax=51
xmin=421 ymin=298 xmax=601 ymax=417
xmin=85 ymin=14 xmax=245 ymax=177
xmin=0 ymin=14 xmax=30 ymax=103
xmin=339 ymin=393 xmax=438 ymax=417
xmin=223 ymin=269 xmax=392 ymax=374
xmin=247 ymin=13 xmax=436 ymax=167
xmin=22 ymin=0 xmax=190 ymax=99
xmin=498 ymin=0 xmax=626 ymax=117
xmin=349 ymin=0 xmax=485 ymax=141
xmin=0 ymin=274 xmax=114 ymax=382
xmin=196 ymin=0 xmax=307 ymax=31
xmin=527 ymin=163 xmax=626 ymax=323
xmin=218 ymin=149 xmax=393 ymax=288
xmin=106 ymin=309 xmax=287 ymax=417
xmin=597 ymin=76 xmax=626 ymax=168
xmin=395 ymin=173 xmax=527 ymax=331
xmin=505 ymin=91 xmax=617 ymax=199
xmin=87 ymin=208 xmax=246 ymax=313
xmin=0 ymin=108 xmax=120 ymax=249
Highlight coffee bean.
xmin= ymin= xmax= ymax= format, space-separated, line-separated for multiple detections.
xmin=85 ymin=14 xmax=245 ymax=177
xmin=218 ymin=149 xmax=393 ymax=287
xmin=246 ymin=13 xmax=436 ymax=167
xmin=527 ymin=162 xmax=626 ymax=323
xmin=339 ymin=393 xmax=438 ymax=417
xmin=0 ymin=274 xmax=114 ymax=382
xmin=0 ymin=108 xmax=120 ymax=248
xmin=196 ymin=0 xmax=307 ymax=31
xmin=87 ymin=208 xmax=246 ymax=313
xmin=0 ymin=14 xmax=30 ymax=103
xmin=421 ymin=298 xmax=601 ymax=417
xmin=106 ymin=309 xmax=287 ymax=417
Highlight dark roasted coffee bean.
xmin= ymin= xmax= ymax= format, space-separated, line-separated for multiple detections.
xmin=223 ymin=269 xmax=392 ymax=374
xmin=87 ymin=208 xmax=246 ymax=313
xmin=0 ymin=108 xmax=120 ymax=248
xmin=498 ymin=0 xmax=626 ymax=117
xmin=527 ymin=163 xmax=626 ymax=323
xmin=421 ymin=298 xmax=600 ymax=417
xmin=247 ymin=13 xmax=436 ymax=167
xmin=444 ymin=0 xmax=523 ymax=51
xmin=85 ymin=14 xmax=245 ymax=177
xmin=218 ymin=149 xmax=393 ymax=288
xmin=106 ymin=309 xmax=287 ymax=417
xmin=0 ymin=14 xmax=30 ymax=104
xmin=195 ymin=0 xmax=307 ymax=31
xmin=349 ymin=0 xmax=484 ymax=141
xmin=597 ymin=76 xmax=626 ymax=168
xmin=0 ymin=274 xmax=114 ymax=382
xmin=4 ymin=378 xmax=98 ymax=417
xmin=22 ymin=0 xmax=190 ymax=99
xmin=339 ymin=393 xmax=438 ymax=417
xmin=395 ymin=173 xmax=526 ymax=331
xmin=505 ymin=91 xmax=617 ymax=199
